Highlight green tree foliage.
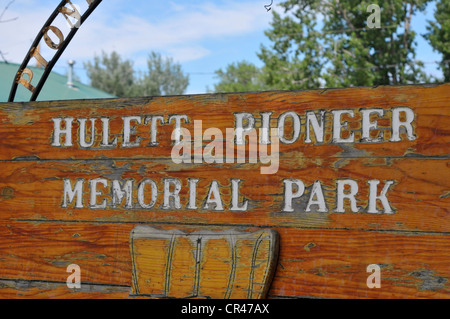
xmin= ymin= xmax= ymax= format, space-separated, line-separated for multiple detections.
xmin=424 ymin=0 xmax=450 ymax=82
xmin=137 ymin=52 xmax=190 ymax=96
xmin=258 ymin=1 xmax=325 ymax=90
xmin=258 ymin=0 xmax=431 ymax=90
xmin=212 ymin=61 xmax=265 ymax=92
xmin=84 ymin=51 xmax=189 ymax=97
xmin=214 ymin=0 xmax=443 ymax=93
xmin=84 ymin=51 xmax=136 ymax=97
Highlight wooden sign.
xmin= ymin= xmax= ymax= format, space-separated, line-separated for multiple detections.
xmin=0 ymin=83 xmax=448 ymax=299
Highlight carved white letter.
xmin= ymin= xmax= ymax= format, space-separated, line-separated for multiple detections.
xmin=52 ymin=118 xmax=73 ymax=147
xmin=391 ymin=107 xmax=416 ymax=142
xmin=230 ymin=179 xmax=248 ymax=212
xmin=332 ymin=110 xmax=355 ymax=143
xmin=282 ymin=179 xmax=305 ymax=212
xmin=335 ymin=179 xmax=359 ymax=213
xmin=62 ymin=179 xmax=83 ymax=208
xmin=367 ymin=180 xmax=394 ymax=214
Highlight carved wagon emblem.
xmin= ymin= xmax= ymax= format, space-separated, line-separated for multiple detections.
xmin=129 ymin=226 xmax=279 ymax=299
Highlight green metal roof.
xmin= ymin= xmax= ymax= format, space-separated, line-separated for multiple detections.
xmin=0 ymin=61 xmax=115 ymax=102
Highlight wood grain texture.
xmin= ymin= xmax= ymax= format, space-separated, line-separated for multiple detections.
xmin=0 ymin=84 xmax=448 ymax=161
xmin=0 ymin=83 xmax=448 ymax=298
xmin=0 ymin=221 xmax=448 ymax=299
xmin=0 ymin=279 xmax=129 ymax=299
xmin=0 ymin=158 xmax=447 ymax=232
xmin=129 ymin=226 xmax=279 ymax=299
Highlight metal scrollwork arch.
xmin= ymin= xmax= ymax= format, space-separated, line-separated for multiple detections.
xmin=8 ymin=0 xmax=102 ymax=102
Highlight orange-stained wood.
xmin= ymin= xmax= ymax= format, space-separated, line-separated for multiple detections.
xmin=0 ymin=221 xmax=448 ymax=299
xmin=0 ymin=83 xmax=448 ymax=299
xmin=0 ymin=158 xmax=447 ymax=232
xmin=0 ymin=84 xmax=448 ymax=160
xmin=129 ymin=226 xmax=279 ymax=299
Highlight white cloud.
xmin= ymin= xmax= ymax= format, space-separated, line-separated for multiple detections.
xmin=1 ymin=0 xmax=272 ymax=94
xmin=81 ymin=1 xmax=271 ymax=59
xmin=0 ymin=7 xmax=47 ymax=64
xmin=167 ymin=47 xmax=211 ymax=63
xmin=0 ymin=0 xmax=271 ymax=65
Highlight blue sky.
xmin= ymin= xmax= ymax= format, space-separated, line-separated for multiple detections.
xmin=0 ymin=0 xmax=443 ymax=95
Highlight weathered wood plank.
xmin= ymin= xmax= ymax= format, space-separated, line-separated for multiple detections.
xmin=0 ymin=221 xmax=448 ymax=299
xmin=0 ymin=84 xmax=448 ymax=161
xmin=0 ymin=158 xmax=447 ymax=232
xmin=0 ymin=279 xmax=129 ymax=299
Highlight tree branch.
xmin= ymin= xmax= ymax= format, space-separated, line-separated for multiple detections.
xmin=403 ymin=2 xmax=414 ymax=54
xmin=0 ymin=50 xmax=8 ymax=63
xmin=0 ymin=0 xmax=18 ymax=23
xmin=336 ymin=0 xmax=356 ymax=31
